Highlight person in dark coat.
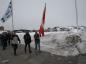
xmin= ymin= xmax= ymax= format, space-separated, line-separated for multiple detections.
xmin=1 ymin=32 xmax=8 ymax=50
xmin=23 ymin=32 xmax=32 ymax=54
xmin=34 ymin=31 xmax=40 ymax=52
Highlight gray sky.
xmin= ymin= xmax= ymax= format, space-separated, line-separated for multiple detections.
xmin=0 ymin=0 xmax=86 ymax=30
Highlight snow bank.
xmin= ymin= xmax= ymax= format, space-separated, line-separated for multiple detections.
xmin=16 ymin=31 xmax=86 ymax=56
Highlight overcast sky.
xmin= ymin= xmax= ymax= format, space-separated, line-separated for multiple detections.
xmin=0 ymin=0 xmax=86 ymax=30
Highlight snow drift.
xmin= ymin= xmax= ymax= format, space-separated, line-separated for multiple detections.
xmin=16 ymin=30 xmax=86 ymax=56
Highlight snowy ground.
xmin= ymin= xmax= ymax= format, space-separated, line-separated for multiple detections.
xmin=16 ymin=29 xmax=86 ymax=56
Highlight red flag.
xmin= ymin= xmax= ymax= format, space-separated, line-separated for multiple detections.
xmin=42 ymin=3 xmax=46 ymax=25
xmin=39 ymin=3 xmax=46 ymax=36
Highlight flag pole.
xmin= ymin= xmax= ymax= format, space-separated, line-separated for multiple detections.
xmin=75 ymin=0 xmax=79 ymax=32
xmin=11 ymin=0 xmax=14 ymax=31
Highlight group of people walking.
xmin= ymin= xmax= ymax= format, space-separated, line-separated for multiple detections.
xmin=0 ymin=31 xmax=40 ymax=56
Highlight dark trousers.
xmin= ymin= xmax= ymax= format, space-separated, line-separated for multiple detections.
xmin=25 ymin=43 xmax=32 ymax=53
xmin=8 ymin=39 xmax=10 ymax=46
xmin=35 ymin=40 xmax=40 ymax=51
xmin=12 ymin=44 xmax=18 ymax=55
xmin=0 ymin=39 xmax=2 ymax=46
xmin=2 ymin=41 xmax=7 ymax=50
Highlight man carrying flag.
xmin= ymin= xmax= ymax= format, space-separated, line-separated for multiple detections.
xmin=39 ymin=3 xmax=46 ymax=36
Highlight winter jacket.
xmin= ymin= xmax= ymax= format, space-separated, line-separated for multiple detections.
xmin=12 ymin=35 xmax=20 ymax=44
xmin=34 ymin=33 xmax=40 ymax=42
xmin=24 ymin=33 xmax=31 ymax=43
